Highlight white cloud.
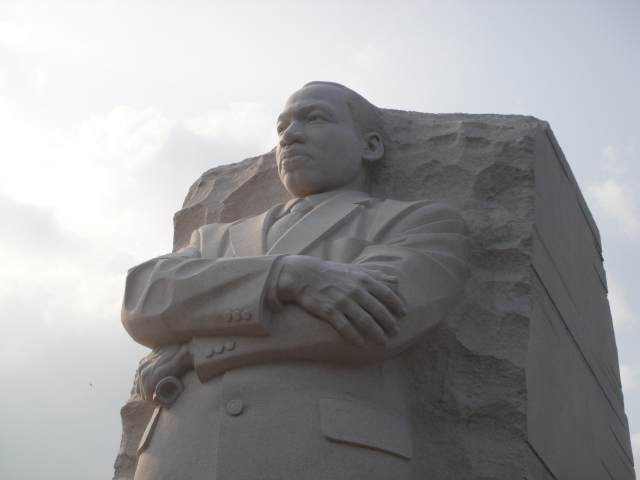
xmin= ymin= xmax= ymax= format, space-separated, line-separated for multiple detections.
xmin=633 ymin=433 xmax=640 ymax=473
xmin=601 ymin=145 xmax=616 ymax=160
xmin=600 ymin=144 xmax=624 ymax=175
xmin=77 ymin=106 xmax=172 ymax=167
xmin=608 ymin=277 xmax=638 ymax=329
xmin=0 ymin=105 xmax=181 ymax=260
xmin=0 ymin=20 xmax=42 ymax=103
xmin=0 ymin=21 xmax=31 ymax=48
xmin=340 ymin=45 xmax=385 ymax=92
xmin=620 ymin=364 xmax=638 ymax=391
xmin=588 ymin=179 xmax=640 ymax=237
xmin=0 ymin=192 xmax=132 ymax=346
xmin=351 ymin=45 xmax=380 ymax=68
xmin=513 ymin=100 xmax=523 ymax=114
xmin=185 ymin=101 xmax=276 ymax=152
xmin=0 ymin=101 xmax=279 ymax=265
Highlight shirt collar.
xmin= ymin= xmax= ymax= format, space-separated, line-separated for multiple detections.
xmin=283 ymin=190 xmax=373 ymax=213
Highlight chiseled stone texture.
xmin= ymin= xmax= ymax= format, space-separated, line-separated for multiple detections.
xmin=114 ymin=110 xmax=634 ymax=479
xmin=113 ymin=378 xmax=154 ymax=480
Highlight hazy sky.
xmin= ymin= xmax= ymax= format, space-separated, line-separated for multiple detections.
xmin=1 ymin=1 xmax=638 ymax=478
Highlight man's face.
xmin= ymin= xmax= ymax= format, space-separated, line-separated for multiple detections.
xmin=276 ymin=84 xmax=368 ymax=198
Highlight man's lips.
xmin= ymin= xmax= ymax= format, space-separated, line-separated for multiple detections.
xmin=279 ymin=149 xmax=311 ymax=171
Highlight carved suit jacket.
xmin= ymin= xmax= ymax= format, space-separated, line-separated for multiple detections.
xmin=122 ymin=190 xmax=469 ymax=480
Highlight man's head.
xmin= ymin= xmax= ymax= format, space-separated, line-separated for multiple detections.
xmin=303 ymin=81 xmax=383 ymax=138
xmin=276 ymin=82 xmax=384 ymax=198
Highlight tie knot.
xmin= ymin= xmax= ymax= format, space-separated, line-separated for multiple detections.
xmin=290 ymin=199 xmax=313 ymax=214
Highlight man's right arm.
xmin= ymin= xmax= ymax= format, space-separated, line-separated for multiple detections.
xmin=122 ymin=225 xmax=283 ymax=349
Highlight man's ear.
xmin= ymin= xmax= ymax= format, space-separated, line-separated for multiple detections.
xmin=361 ymin=132 xmax=384 ymax=164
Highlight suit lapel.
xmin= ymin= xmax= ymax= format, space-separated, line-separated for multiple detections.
xmin=267 ymin=191 xmax=372 ymax=256
xmin=229 ymin=205 xmax=281 ymax=256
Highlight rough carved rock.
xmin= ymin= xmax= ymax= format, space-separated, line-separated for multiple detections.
xmin=113 ymin=384 xmax=154 ymax=480
xmin=114 ymin=109 xmax=633 ymax=479
xmin=172 ymin=151 xmax=291 ymax=252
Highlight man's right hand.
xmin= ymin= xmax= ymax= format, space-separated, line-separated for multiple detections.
xmin=135 ymin=343 xmax=193 ymax=405
xmin=276 ymin=256 xmax=408 ymax=346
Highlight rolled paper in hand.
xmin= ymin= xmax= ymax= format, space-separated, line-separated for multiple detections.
xmin=152 ymin=376 xmax=184 ymax=408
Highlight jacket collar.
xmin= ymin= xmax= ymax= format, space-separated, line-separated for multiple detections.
xmin=229 ymin=190 xmax=373 ymax=256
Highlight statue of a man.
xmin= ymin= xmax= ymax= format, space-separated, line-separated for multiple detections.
xmin=123 ymin=81 xmax=469 ymax=480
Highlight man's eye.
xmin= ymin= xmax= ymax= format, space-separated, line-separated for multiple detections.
xmin=308 ymin=114 xmax=326 ymax=122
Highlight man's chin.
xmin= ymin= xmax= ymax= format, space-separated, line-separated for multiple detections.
xmin=281 ymin=174 xmax=325 ymax=198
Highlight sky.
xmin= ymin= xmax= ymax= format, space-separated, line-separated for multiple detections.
xmin=0 ymin=0 xmax=638 ymax=478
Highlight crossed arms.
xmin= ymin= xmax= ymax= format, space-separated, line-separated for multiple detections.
xmin=123 ymin=200 xmax=469 ymax=402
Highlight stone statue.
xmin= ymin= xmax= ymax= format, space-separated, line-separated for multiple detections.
xmin=121 ymin=82 xmax=470 ymax=479
xmin=118 ymin=81 xmax=635 ymax=479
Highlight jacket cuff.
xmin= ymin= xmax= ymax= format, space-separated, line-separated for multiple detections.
xmin=264 ymin=255 xmax=288 ymax=313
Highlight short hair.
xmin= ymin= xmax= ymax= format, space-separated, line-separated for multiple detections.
xmin=303 ymin=81 xmax=382 ymax=138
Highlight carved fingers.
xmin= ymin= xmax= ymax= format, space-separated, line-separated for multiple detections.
xmin=135 ymin=343 xmax=193 ymax=405
xmin=276 ymin=256 xmax=408 ymax=345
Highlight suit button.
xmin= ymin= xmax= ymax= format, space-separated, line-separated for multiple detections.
xmin=225 ymin=341 xmax=235 ymax=351
xmin=223 ymin=312 xmax=231 ymax=322
xmin=242 ymin=310 xmax=251 ymax=320
xmin=232 ymin=310 xmax=241 ymax=321
xmin=204 ymin=348 xmax=214 ymax=358
xmin=227 ymin=399 xmax=244 ymax=416
xmin=214 ymin=344 xmax=224 ymax=354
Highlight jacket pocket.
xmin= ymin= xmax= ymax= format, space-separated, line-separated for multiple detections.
xmin=318 ymin=396 xmax=412 ymax=459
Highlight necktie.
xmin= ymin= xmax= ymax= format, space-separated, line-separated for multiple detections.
xmin=266 ymin=199 xmax=313 ymax=250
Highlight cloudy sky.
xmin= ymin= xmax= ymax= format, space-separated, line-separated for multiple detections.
xmin=1 ymin=0 xmax=638 ymax=478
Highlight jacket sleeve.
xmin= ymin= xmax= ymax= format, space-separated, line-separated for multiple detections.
xmin=191 ymin=201 xmax=469 ymax=382
xmin=121 ymin=225 xmax=283 ymax=349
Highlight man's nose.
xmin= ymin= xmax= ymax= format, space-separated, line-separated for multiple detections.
xmin=280 ymin=123 xmax=306 ymax=147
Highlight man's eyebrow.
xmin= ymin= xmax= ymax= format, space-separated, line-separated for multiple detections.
xmin=277 ymin=103 xmax=333 ymax=123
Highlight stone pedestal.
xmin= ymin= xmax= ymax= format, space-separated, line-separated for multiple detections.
xmin=114 ymin=111 xmax=634 ymax=479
